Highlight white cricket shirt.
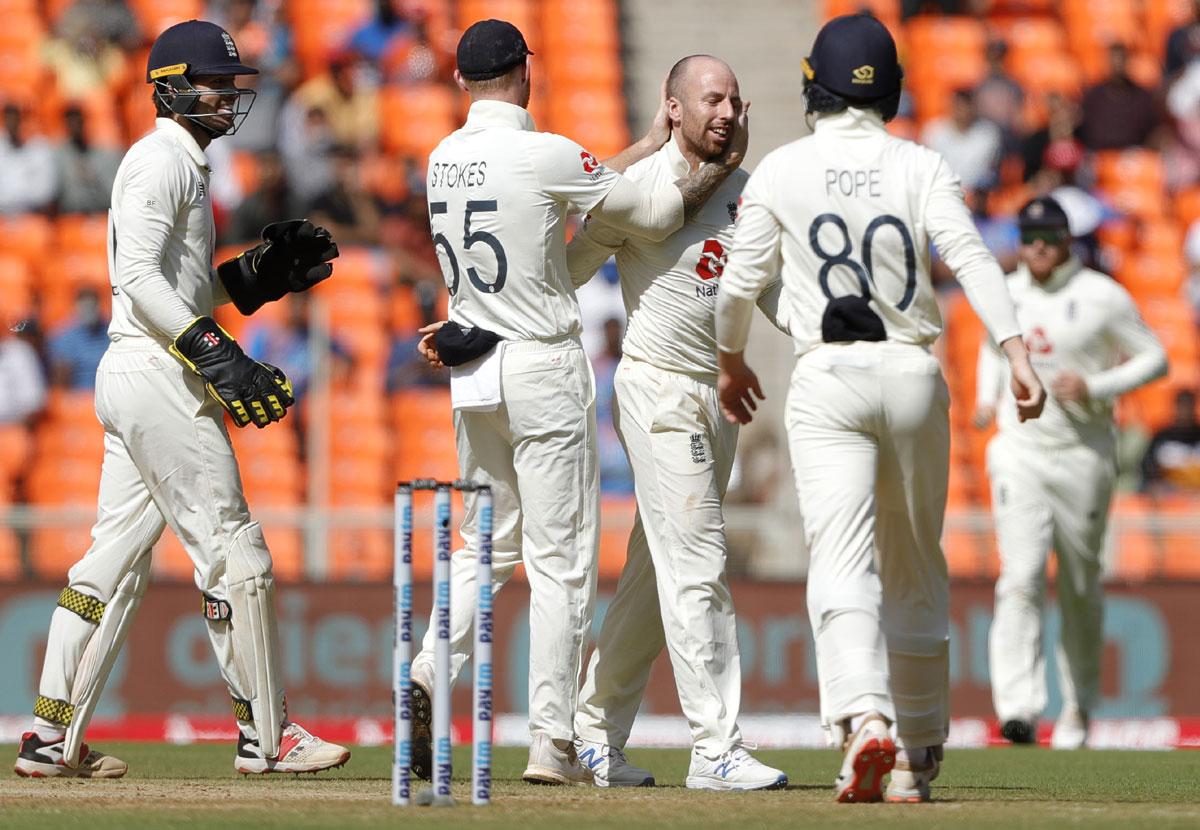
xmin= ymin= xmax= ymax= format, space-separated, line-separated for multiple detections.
xmin=427 ymin=100 xmax=620 ymax=342
xmin=977 ymin=258 xmax=1167 ymax=450
xmin=567 ymin=137 xmax=786 ymax=379
xmin=108 ymin=118 xmax=218 ymax=341
xmin=717 ymin=107 xmax=1020 ymax=356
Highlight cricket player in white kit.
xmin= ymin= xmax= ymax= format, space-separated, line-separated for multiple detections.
xmin=565 ymin=55 xmax=787 ymax=791
xmin=409 ymin=20 xmax=749 ymax=785
xmin=14 ymin=21 xmax=348 ymax=778
xmin=976 ymin=197 xmax=1166 ymax=750
xmin=715 ymin=15 xmax=1046 ymax=803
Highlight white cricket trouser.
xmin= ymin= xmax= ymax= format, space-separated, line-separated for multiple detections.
xmin=410 ymin=337 xmax=599 ymax=742
xmin=786 ymin=342 xmax=951 ymax=752
xmin=987 ymin=434 xmax=1114 ymax=723
xmin=36 ymin=339 xmax=274 ymax=732
xmin=573 ymin=357 xmax=742 ymax=757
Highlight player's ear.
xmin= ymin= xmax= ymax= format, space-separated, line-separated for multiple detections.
xmin=667 ymin=96 xmax=682 ymax=127
xmin=452 ymin=69 xmax=469 ymax=93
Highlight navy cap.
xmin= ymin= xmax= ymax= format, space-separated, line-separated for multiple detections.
xmin=803 ymin=14 xmax=901 ymax=101
xmin=456 ymin=19 xmax=532 ymax=81
xmin=1018 ymin=196 xmax=1071 ymax=235
xmin=146 ymin=20 xmax=258 ymax=83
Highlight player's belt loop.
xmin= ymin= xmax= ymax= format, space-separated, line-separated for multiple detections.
xmin=202 ymin=594 xmax=232 ymax=621
xmin=57 ymin=587 xmax=105 ymax=624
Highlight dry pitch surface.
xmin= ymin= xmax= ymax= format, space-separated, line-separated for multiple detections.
xmin=0 ymin=743 xmax=1197 ymax=829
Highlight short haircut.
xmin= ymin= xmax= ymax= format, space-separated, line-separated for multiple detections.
xmin=463 ymin=61 xmax=523 ymax=95
xmin=666 ymin=54 xmax=719 ymax=100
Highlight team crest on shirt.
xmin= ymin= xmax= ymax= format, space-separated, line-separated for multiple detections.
xmin=580 ymin=150 xmax=605 ymax=180
xmin=689 ymin=433 xmax=707 ymax=464
xmin=197 ymin=180 xmax=207 ymax=199
xmin=695 ymin=238 xmax=726 ymax=282
xmin=727 ymin=201 xmax=738 ymax=223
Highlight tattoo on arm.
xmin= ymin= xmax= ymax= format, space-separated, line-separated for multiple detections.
xmin=675 ymin=162 xmax=734 ymax=220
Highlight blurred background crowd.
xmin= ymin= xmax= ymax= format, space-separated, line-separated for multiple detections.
xmin=0 ymin=0 xmax=1198 ymax=586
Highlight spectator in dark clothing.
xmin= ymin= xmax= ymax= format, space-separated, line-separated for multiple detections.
xmin=54 ymin=104 xmax=121 ymax=215
xmin=1141 ymin=389 xmax=1200 ymax=492
xmin=227 ymin=150 xmax=297 ymax=244
xmin=975 ymin=38 xmax=1025 ymax=150
xmin=308 ymin=144 xmax=382 ymax=246
xmin=1166 ymin=0 xmax=1200 ymax=76
xmin=1021 ymin=92 xmax=1083 ymax=182
xmin=1080 ymin=43 xmax=1161 ymax=150
xmin=47 ymin=287 xmax=109 ymax=389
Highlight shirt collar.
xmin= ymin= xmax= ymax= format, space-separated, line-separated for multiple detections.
xmin=463 ymin=100 xmax=536 ymax=132
xmin=155 ymin=117 xmax=210 ymax=172
xmin=663 ymin=133 xmax=692 ymax=178
xmin=1020 ymin=255 xmax=1082 ymax=292
xmin=813 ymin=106 xmax=888 ymax=135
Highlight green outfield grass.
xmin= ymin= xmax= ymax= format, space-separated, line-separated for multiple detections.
xmin=0 ymin=743 xmax=1197 ymax=829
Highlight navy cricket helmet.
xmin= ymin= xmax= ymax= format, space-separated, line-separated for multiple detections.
xmin=147 ymin=20 xmax=258 ymax=137
xmin=802 ymin=13 xmax=904 ymax=121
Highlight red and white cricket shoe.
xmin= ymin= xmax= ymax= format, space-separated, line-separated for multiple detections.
xmin=234 ymin=721 xmax=351 ymax=774
xmin=13 ymin=732 xmax=128 ymax=779
xmin=834 ymin=714 xmax=896 ymax=803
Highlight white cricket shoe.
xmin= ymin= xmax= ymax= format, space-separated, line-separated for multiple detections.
xmin=1050 ymin=709 xmax=1089 ymax=750
xmin=234 ymin=721 xmax=351 ymax=774
xmin=13 ymin=732 xmax=127 ymax=779
xmin=834 ymin=714 xmax=895 ymax=803
xmin=522 ymin=734 xmax=594 ymax=785
xmin=685 ymin=744 xmax=788 ymax=791
xmin=885 ymin=745 xmax=942 ymax=803
xmin=574 ymin=738 xmax=654 ymax=787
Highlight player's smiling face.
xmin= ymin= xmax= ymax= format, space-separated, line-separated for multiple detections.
xmin=673 ymin=61 xmax=741 ymax=162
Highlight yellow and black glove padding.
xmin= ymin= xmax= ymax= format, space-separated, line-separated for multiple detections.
xmin=216 ymin=219 xmax=339 ymax=316
xmin=169 ymin=317 xmax=296 ymax=428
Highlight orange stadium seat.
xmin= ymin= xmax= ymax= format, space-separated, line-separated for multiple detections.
xmin=1102 ymin=182 xmax=1170 ymax=220
xmin=289 ymin=0 xmax=372 ymax=77
xmin=128 ymin=0 xmax=204 ymax=39
xmin=1173 ymin=186 xmax=1200 ymax=227
xmin=541 ymin=0 xmax=618 ymax=51
xmin=1095 ymin=149 xmax=1166 ymax=191
xmin=0 ymin=423 xmax=31 ymax=488
xmin=994 ymin=17 xmax=1067 ymax=55
xmin=1136 ymin=219 xmax=1185 ymax=257
xmin=379 ymin=83 xmax=459 ymax=160
xmin=457 ymin=0 xmax=539 ymax=48
xmin=0 ymin=214 xmax=52 ymax=265
xmin=328 ymin=526 xmax=391 ymax=581
xmin=1116 ymin=252 xmax=1188 ymax=298
xmin=1145 ymin=0 xmax=1195 ymax=62
xmin=29 ymin=526 xmax=93 ymax=579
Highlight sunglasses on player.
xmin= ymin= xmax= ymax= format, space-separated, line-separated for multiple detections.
xmin=1020 ymin=229 xmax=1069 ymax=245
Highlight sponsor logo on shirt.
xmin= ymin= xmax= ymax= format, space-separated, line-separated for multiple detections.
xmin=727 ymin=200 xmax=738 ymax=223
xmin=1025 ymin=325 xmax=1053 ymax=355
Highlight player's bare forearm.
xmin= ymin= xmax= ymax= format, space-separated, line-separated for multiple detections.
xmin=676 ymin=161 xmax=736 ymax=220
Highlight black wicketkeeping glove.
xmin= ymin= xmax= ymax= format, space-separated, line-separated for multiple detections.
xmin=169 ymin=317 xmax=295 ymax=428
xmin=217 ymin=219 xmax=339 ymax=315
